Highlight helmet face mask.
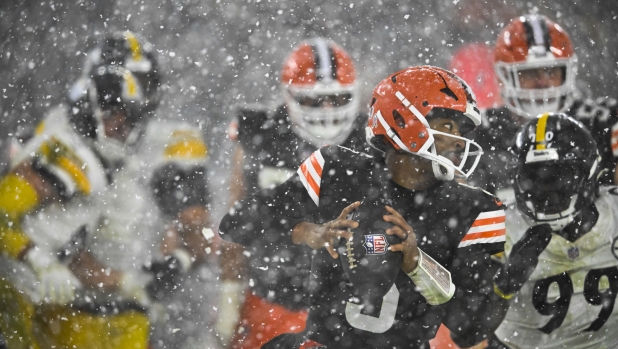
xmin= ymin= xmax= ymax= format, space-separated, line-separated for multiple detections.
xmin=496 ymin=56 xmax=577 ymax=117
xmin=512 ymin=113 xmax=600 ymax=231
xmin=366 ymin=66 xmax=483 ymax=181
xmin=494 ymin=15 xmax=577 ymax=118
xmin=281 ymin=38 xmax=359 ymax=147
xmin=86 ymin=65 xmax=148 ymax=164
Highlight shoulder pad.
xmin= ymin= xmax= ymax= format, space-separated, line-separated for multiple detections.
xmin=18 ymin=128 xmax=107 ymax=197
xmin=144 ymin=121 xmax=208 ymax=166
xmin=296 ymin=145 xmax=373 ymax=207
xmin=570 ymin=97 xmax=618 ymax=124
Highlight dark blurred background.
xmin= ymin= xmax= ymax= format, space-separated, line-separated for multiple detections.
xmin=1 ymin=0 xmax=617 ymax=214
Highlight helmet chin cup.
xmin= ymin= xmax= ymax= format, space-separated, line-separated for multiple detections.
xmin=432 ymin=156 xmax=455 ymax=181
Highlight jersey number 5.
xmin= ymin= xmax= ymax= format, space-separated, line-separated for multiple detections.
xmin=532 ymin=267 xmax=618 ymax=334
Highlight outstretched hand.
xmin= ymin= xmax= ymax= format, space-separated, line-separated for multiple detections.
xmin=291 ymin=201 xmax=360 ymax=259
xmin=494 ymin=223 xmax=553 ymax=298
xmin=383 ymin=205 xmax=419 ymax=273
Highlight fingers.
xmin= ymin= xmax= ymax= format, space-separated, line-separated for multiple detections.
xmin=325 ymin=242 xmax=339 ymax=259
xmin=386 ymin=225 xmax=408 ymax=241
xmin=388 ymin=244 xmax=404 ymax=252
xmin=330 ymin=219 xmax=359 ymax=231
xmin=384 ymin=205 xmax=404 ymax=220
xmin=337 ymin=201 xmax=361 ymax=220
xmin=383 ymin=206 xmax=408 ymax=227
xmin=384 ymin=206 xmax=414 ymax=240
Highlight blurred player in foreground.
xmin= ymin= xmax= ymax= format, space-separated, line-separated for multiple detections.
xmin=0 ymin=31 xmax=215 ymax=349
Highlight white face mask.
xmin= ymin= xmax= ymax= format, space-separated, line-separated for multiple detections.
xmin=495 ymin=55 xmax=578 ymax=118
xmin=283 ymin=83 xmax=360 ymax=147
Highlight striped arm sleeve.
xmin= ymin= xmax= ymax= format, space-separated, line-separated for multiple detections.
xmin=297 ymin=150 xmax=325 ymax=207
xmin=458 ymin=209 xmax=506 ymax=248
xmin=611 ymin=122 xmax=618 ymax=157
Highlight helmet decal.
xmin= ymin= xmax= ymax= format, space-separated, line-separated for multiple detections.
xmin=521 ymin=15 xmax=551 ymax=54
xmin=310 ymin=39 xmax=338 ymax=82
xmin=436 ymin=73 xmax=459 ymax=101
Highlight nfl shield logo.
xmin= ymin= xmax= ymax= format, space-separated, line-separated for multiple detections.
xmin=364 ymin=234 xmax=388 ymax=255
xmin=567 ymin=246 xmax=579 ymax=259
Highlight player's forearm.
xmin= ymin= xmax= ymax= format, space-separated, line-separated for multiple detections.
xmin=219 ymin=184 xmax=309 ymax=247
xmin=68 ymin=250 xmax=122 ymax=290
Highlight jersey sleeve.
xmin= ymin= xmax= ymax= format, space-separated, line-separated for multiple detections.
xmin=575 ymin=97 xmax=618 ymax=184
xmin=444 ymin=188 xmax=509 ymax=346
xmin=218 ymin=148 xmax=328 ymax=248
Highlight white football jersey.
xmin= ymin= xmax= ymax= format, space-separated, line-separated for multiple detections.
xmin=495 ymin=187 xmax=618 ymax=348
xmin=88 ymin=119 xmax=209 ymax=293
xmin=7 ymin=112 xmax=209 ymax=307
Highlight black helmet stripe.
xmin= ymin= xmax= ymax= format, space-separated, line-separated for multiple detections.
xmin=328 ymin=45 xmax=338 ymax=80
xmin=310 ymin=38 xmax=335 ymax=82
xmin=522 ymin=15 xmax=551 ymax=52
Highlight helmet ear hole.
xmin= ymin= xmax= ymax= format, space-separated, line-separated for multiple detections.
xmin=392 ymin=110 xmax=405 ymax=129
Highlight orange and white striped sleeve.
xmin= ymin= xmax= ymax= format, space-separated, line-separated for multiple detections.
xmin=458 ymin=209 xmax=506 ymax=248
xmin=611 ymin=123 xmax=618 ymax=157
xmin=297 ymin=150 xmax=325 ymax=207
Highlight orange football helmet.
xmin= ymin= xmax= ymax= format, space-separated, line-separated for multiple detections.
xmin=494 ymin=14 xmax=577 ymax=117
xmin=366 ymin=66 xmax=482 ymax=180
xmin=281 ymin=38 xmax=359 ymax=147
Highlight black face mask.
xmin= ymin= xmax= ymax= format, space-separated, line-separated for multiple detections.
xmin=516 ymin=162 xmax=585 ymax=215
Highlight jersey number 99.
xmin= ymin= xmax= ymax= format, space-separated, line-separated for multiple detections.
xmin=532 ymin=266 xmax=618 ymax=334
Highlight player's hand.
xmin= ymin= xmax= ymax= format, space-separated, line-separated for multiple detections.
xmin=383 ymin=205 xmax=419 ymax=274
xmin=291 ymin=201 xmax=360 ymax=259
xmin=144 ymin=254 xmax=185 ymax=301
xmin=26 ymin=247 xmax=82 ymax=304
xmin=494 ymin=224 xmax=553 ymax=299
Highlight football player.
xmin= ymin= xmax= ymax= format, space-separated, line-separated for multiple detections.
xmin=0 ymin=32 xmax=215 ymax=349
xmin=219 ymin=66 xmax=517 ymax=348
xmin=469 ymin=14 xmax=618 ymax=204
xmin=489 ymin=113 xmax=618 ymax=348
xmin=219 ymin=38 xmax=368 ymax=348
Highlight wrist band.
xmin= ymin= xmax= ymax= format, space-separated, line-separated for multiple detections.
xmin=406 ymin=247 xmax=455 ymax=305
xmin=493 ymin=283 xmax=514 ymax=300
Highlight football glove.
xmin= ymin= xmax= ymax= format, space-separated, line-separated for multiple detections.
xmin=144 ymin=249 xmax=191 ymax=301
xmin=493 ymin=224 xmax=553 ymax=299
xmin=25 ymin=246 xmax=82 ymax=304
